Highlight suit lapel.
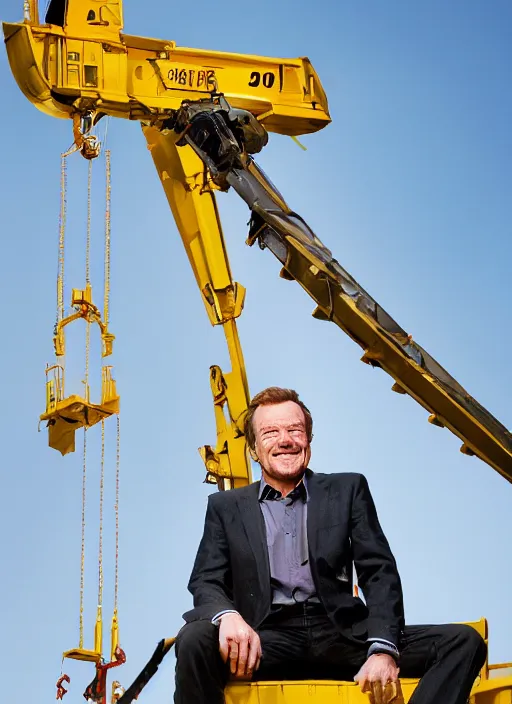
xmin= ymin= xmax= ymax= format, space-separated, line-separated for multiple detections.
xmin=306 ymin=469 xmax=333 ymax=559
xmin=237 ymin=483 xmax=270 ymax=592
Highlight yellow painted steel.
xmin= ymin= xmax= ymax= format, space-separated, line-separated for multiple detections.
xmin=62 ymin=648 xmax=102 ymax=664
xmin=62 ymin=603 xmax=103 ymax=663
xmin=40 ymin=284 xmax=120 ymax=455
xmin=3 ymin=1 xmax=512 ymax=702
xmin=3 ymin=1 xmax=330 ymax=137
xmin=143 ymin=125 xmax=252 ymax=487
xmin=225 ymin=678 xmax=512 ymax=704
xmin=53 ymin=285 xmax=115 ymax=358
xmin=223 ymin=620 xmax=507 ymax=704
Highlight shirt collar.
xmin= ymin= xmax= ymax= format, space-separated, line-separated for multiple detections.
xmin=259 ymin=474 xmax=308 ymax=503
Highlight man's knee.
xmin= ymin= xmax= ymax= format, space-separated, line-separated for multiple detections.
xmin=459 ymin=624 xmax=487 ymax=657
xmin=175 ymin=620 xmax=219 ymax=662
xmin=442 ymin=624 xmax=487 ymax=660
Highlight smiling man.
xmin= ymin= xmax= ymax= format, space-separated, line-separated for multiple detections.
xmin=174 ymin=387 xmax=486 ymax=704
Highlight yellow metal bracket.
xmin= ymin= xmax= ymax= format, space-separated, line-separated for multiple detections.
xmin=201 ymin=282 xmax=246 ymax=326
xmin=199 ymin=362 xmax=248 ymax=490
xmin=54 ymin=284 xmax=115 ymax=358
xmin=110 ymin=609 xmax=120 ymax=662
xmin=63 ymin=604 xmax=103 ymax=663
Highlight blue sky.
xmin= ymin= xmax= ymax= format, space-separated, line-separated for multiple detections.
xmin=0 ymin=1 xmax=511 ymax=701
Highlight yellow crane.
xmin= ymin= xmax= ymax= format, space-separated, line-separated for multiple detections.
xmin=3 ymin=1 xmax=511 ymax=703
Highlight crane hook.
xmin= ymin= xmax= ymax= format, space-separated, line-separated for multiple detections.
xmin=56 ymin=674 xmax=71 ymax=700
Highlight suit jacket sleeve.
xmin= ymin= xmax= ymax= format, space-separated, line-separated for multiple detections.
xmin=182 ymin=494 xmax=236 ymax=623
xmin=350 ymin=474 xmax=405 ymax=646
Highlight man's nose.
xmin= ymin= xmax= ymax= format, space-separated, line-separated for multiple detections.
xmin=277 ymin=430 xmax=294 ymax=445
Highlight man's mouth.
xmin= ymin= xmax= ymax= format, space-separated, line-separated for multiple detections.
xmin=273 ymin=449 xmax=301 ymax=457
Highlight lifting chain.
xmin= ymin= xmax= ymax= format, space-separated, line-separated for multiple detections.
xmin=53 ymin=125 xmax=123 ymax=702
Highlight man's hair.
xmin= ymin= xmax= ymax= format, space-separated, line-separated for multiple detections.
xmin=244 ymin=386 xmax=313 ymax=451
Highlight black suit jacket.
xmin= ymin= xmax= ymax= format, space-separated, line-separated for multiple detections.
xmin=183 ymin=470 xmax=405 ymax=647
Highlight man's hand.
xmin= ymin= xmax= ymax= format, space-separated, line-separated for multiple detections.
xmin=218 ymin=613 xmax=262 ymax=680
xmin=354 ymin=654 xmax=401 ymax=704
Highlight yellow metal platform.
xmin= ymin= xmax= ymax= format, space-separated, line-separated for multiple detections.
xmin=223 ymin=620 xmax=511 ymax=704
xmin=62 ymin=647 xmax=102 ymax=663
xmin=40 ymin=393 xmax=120 ymax=455
xmin=225 ymin=677 xmax=512 ymax=704
xmin=226 ymin=679 xmax=416 ymax=704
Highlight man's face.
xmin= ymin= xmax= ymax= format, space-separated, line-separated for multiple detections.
xmin=252 ymin=401 xmax=311 ymax=484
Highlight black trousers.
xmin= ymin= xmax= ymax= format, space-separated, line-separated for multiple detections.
xmin=174 ymin=605 xmax=486 ymax=704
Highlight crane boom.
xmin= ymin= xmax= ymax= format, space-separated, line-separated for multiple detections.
xmin=151 ymin=98 xmax=512 ymax=482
